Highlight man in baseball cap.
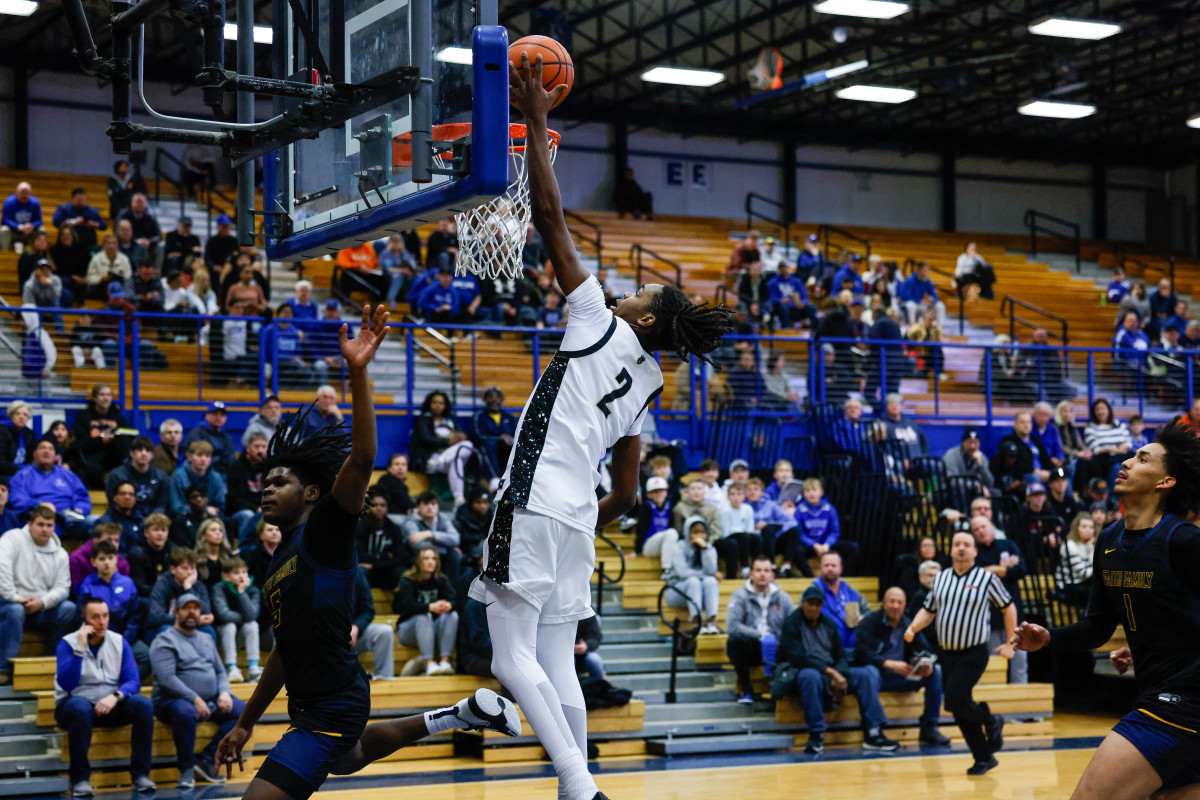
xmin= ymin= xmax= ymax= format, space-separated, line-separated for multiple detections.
xmin=182 ymin=401 xmax=235 ymax=474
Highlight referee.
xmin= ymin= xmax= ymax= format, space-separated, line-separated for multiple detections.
xmin=906 ymin=531 xmax=1016 ymax=775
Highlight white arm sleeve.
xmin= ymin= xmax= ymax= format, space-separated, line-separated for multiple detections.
xmin=560 ymin=276 xmax=614 ymax=351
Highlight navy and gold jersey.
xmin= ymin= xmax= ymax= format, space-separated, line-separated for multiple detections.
xmin=1086 ymin=516 xmax=1200 ymax=730
xmin=263 ymin=494 xmax=367 ymax=726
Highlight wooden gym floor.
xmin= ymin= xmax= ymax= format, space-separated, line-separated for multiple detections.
xmin=100 ymin=713 xmax=1115 ymax=799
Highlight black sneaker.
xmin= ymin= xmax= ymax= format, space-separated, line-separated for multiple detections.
xmin=862 ymin=732 xmax=900 ymax=751
xmin=966 ymin=757 xmax=998 ymax=775
xmin=984 ymin=706 xmax=1005 ymax=754
xmin=918 ymin=723 xmax=950 ymax=745
xmin=804 ymin=734 xmax=824 ymax=754
xmin=592 ymin=793 xmax=611 ymax=800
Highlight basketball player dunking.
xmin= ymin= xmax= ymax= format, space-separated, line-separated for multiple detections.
xmin=465 ymin=54 xmax=733 ymax=800
xmin=1014 ymin=417 xmax=1200 ymax=800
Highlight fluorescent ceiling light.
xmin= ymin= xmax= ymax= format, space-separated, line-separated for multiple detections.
xmin=1018 ymin=99 xmax=1096 ymax=119
xmin=1028 ymin=17 xmax=1121 ymax=41
xmin=1186 ymin=113 xmax=1200 ymax=129
xmin=641 ymin=66 xmax=725 ymax=87
xmin=223 ymin=23 xmax=272 ymax=44
xmin=0 ymin=0 xmax=38 ymax=16
xmin=824 ymin=59 xmax=869 ymax=79
xmin=835 ymin=84 xmax=916 ymax=103
xmin=813 ymin=0 xmax=909 ymax=20
xmin=435 ymin=47 xmax=473 ymax=65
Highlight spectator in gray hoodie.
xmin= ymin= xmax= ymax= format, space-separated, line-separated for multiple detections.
xmin=0 ymin=505 xmax=74 ymax=684
xmin=942 ymin=427 xmax=995 ymax=489
xmin=664 ymin=516 xmax=723 ymax=635
xmin=725 ymin=556 xmax=794 ymax=703
xmin=150 ymin=592 xmax=244 ymax=787
xmin=401 ymin=491 xmax=462 ymax=582
xmin=874 ymin=393 xmax=929 ymax=462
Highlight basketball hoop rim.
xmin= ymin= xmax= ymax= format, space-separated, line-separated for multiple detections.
xmin=393 ymin=123 xmax=561 ymax=166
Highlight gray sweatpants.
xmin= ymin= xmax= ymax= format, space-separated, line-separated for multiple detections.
xmin=218 ymin=621 xmax=260 ymax=667
xmin=355 ymin=622 xmax=395 ymax=678
xmin=397 ymin=611 xmax=459 ymax=661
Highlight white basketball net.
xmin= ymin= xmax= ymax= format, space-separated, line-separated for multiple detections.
xmin=455 ymin=130 xmax=559 ymax=281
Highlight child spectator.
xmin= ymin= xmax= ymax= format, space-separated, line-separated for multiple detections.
xmin=536 ymin=289 xmax=567 ymax=330
xmin=128 ymin=514 xmax=172 ymax=599
xmin=192 ymin=518 xmax=236 ymax=593
xmin=401 ymin=491 xmax=463 ymax=583
xmin=697 ymin=459 xmax=725 ymax=507
xmin=1128 ymin=414 xmax=1149 ymax=450
xmin=76 ymin=541 xmax=139 ymax=642
xmin=790 ymin=477 xmax=859 ymax=577
xmin=69 ymin=311 xmax=106 ymax=369
xmin=453 ymin=486 xmax=492 ymax=579
xmin=719 ymin=483 xmax=760 ymax=578
xmin=743 ymin=477 xmax=800 ymax=572
xmin=664 ymin=517 xmax=723 ymax=635
xmin=167 ymin=440 xmax=226 ymax=518
xmin=68 ymin=524 xmax=132 ymax=594
xmin=763 ymin=459 xmax=797 ymax=502
xmin=392 ymin=546 xmax=458 ymax=676
xmin=674 ymin=479 xmax=739 ymax=577
xmin=635 ymin=476 xmax=677 ymax=566
xmin=644 ymin=454 xmax=679 ymax=502
xmin=169 ymin=485 xmax=210 ymax=549
xmin=146 ymin=549 xmax=216 ymax=641
xmin=720 ymin=459 xmax=750 ymax=494
xmin=211 ymin=556 xmax=261 ymax=683
xmin=354 ymin=490 xmax=411 ymax=590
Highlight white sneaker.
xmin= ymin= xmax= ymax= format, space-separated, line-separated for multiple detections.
xmin=740 ymin=566 xmax=750 ymax=579
xmin=425 ymin=661 xmax=441 ymax=676
xmin=437 ymin=659 xmax=455 ymax=675
xmin=227 ymin=666 xmax=245 ymax=683
xmin=247 ymin=665 xmax=263 ymax=682
xmin=452 ymin=688 xmax=521 ymax=736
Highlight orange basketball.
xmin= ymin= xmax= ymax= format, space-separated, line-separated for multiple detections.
xmin=509 ymin=35 xmax=573 ymax=108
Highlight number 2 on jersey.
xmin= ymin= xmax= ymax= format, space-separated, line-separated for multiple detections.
xmin=596 ymin=369 xmax=633 ymax=417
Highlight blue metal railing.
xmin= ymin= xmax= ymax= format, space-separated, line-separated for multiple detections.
xmin=2 ymin=310 xmax=1195 ymax=436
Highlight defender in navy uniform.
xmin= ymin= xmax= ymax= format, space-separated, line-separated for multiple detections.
xmin=1014 ymin=417 xmax=1200 ymax=800
xmin=214 ymin=306 xmax=519 ymax=800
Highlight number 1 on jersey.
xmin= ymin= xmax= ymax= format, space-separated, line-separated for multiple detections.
xmin=596 ymin=369 xmax=633 ymax=417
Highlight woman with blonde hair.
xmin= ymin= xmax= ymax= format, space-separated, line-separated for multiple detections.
xmin=193 ymin=517 xmax=237 ymax=591
xmin=1056 ymin=512 xmax=1096 ymax=608
xmin=392 ymin=545 xmax=458 ymax=676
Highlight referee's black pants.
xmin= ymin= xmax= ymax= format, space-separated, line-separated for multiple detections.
xmin=940 ymin=644 xmax=992 ymax=761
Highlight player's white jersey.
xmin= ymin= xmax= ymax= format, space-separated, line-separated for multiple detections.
xmin=487 ymin=277 xmax=662 ymax=566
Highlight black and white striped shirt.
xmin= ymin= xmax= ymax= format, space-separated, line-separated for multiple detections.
xmin=923 ymin=565 xmax=1012 ymax=651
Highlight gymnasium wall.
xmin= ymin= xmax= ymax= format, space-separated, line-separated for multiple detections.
xmin=0 ymin=66 xmax=1188 ymax=248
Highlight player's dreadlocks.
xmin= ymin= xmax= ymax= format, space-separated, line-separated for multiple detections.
xmin=648 ymin=285 xmax=735 ymax=366
xmin=263 ymin=404 xmax=352 ymax=500
xmin=1153 ymin=416 xmax=1200 ymax=517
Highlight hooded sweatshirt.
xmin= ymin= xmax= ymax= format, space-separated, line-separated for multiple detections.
xmin=665 ymin=516 xmax=719 ymax=583
xmin=725 ymin=579 xmax=795 ymax=639
xmin=0 ymin=525 xmax=70 ymax=609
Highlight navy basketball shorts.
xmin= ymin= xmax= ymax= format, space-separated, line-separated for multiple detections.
xmin=1113 ymin=708 xmax=1200 ymax=792
xmin=256 ymin=674 xmax=370 ymax=799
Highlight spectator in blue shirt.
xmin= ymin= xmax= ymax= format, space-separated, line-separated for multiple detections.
xmin=787 ymin=478 xmax=860 ymax=578
xmin=285 ymin=280 xmax=318 ymax=322
xmin=1106 ymin=267 xmax=1130 ymax=305
xmin=264 ymin=303 xmax=316 ymax=388
xmin=9 ymin=441 xmax=92 ymax=539
xmin=419 ymin=267 xmax=470 ymax=325
xmin=812 ymin=551 xmax=870 ymax=649
xmin=75 ymin=541 xmax=140 ymax=642
xmin=536 ymin=290 xmax=567 ymax=331
xmin=767 ymin=262 xmax=816 ymax=329
xmin=744 ymin=478 xmax=800 ymax=572
xmin=1166 ymin=299 xmax=1190 ymax=336
xmin=1148 ymin=277 xmax=1177 ymax=325
xmin=1113 ymin=310 xmax=1150 ymax=370
xmin=796 ymin=234 xmax=828 ymax=282
xmin=0 ymin=484 xmax=19 ymax=535
xmin=831 ymin=255 xmax=865 ymax=296
xmin=900 ymin=262 xmax=946 ymax=328
xmin=0 ymin=181 xmax=45 ymax=251
xmin=450 ymin=272 xmax=489 ymax=322
xmin=54 ymin=596 xmax=154 ymax=795
xmin=469 ymin=387 xmax=517 ymax=484
xmin=167 ymin=441 xmax=227 ymax=519
xmin=182 ymin=402 xmax=235 ymax=474
xmin=51 ymin=188 xmax=107 ymax=251
xmin=1031 ymin=402 xmax=1067 ymax=481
